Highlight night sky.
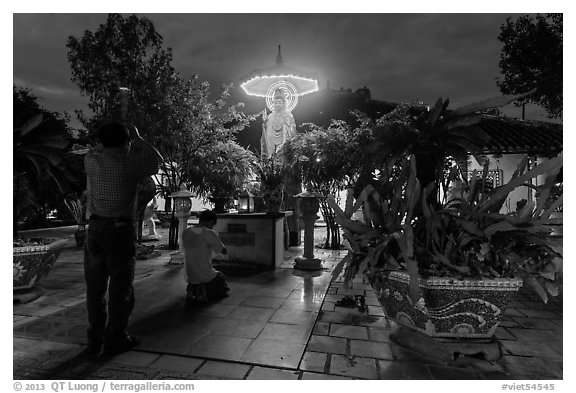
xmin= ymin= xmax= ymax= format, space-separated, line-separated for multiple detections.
xmin=12 ymin=12 xmax=558 ymax=129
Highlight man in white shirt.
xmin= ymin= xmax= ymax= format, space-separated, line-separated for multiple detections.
xmin=183 ymin=210 xmax=230 ymax=304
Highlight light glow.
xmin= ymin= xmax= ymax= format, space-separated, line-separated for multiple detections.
xmin=240 ymin=74 xmax=319 ymax=97
xmin=265 ymin=81 xmax=298 ymax=112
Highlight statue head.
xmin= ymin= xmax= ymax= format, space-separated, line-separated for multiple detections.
xmin=272 ymin=89 xmax=287 ymax=112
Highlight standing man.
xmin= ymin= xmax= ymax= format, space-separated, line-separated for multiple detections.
xmin=83 ymin=119 xmax=161 ymax=356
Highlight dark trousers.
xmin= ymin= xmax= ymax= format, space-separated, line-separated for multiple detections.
xmin=84 ymin=218 xmax=136 ymax=345
xmin=186 ymin=271 xmax=230 ymax=301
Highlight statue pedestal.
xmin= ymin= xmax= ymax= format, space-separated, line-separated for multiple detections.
xmin=294 ymin=256 xmax=322 ymax=271
xmin=294 ymin=191 xmax=323 ymax=271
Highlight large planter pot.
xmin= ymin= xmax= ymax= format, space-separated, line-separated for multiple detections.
xmin=13 ymin=238 xmax=68 ymax=290
xmin=261 ymin=183 xmax=284 ymax=212
xmin=372 ymin=270 xmax=523 ymax=339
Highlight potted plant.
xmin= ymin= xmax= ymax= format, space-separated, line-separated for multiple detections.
xmin=256 ymin=151 xmax=285 ymax=212
xmin=13 ymin=94 xmax=71 ymax=300
xmin=325 ymin=93 xmax=562 ymax=361
xmin=189 ymin=141 xmax=256 ymax=213
xmin=63 ymin=193 xmax=87 ymax=247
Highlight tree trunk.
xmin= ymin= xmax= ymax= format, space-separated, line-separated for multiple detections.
xmin=320 ymin=199 xmax=341 ymax=250
xmin=168 ymin=210 xmax=179 ymax=249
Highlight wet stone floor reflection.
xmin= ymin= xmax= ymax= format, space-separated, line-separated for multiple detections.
xmin=13 ymin=227 xmax=563 ymax=380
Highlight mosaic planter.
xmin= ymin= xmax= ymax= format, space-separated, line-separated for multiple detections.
xmin=13 ymin=238 xmax=68 ymax=290
xmin=371 ymin=270 xmax=523 ymax=339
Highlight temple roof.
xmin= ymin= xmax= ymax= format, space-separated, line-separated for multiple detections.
xmin=235 ymin=87 xmax=563 ymax=157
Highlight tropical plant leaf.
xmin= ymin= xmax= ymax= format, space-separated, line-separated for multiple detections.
xmin=523 ymin=275 xmax=549 ymax=303
xmin=426 ymin=98 xmax=445 ymax=128
xmin=543 ymin=281 xmax=559 ymax=297
xmin=331 ymin=251 xmax=353 ymax=280
xmin=541 ymin=195 xmax=563 ymax=221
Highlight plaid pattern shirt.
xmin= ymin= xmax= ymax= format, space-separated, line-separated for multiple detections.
xmin=85 ymin=142 xmax=159 ymax=219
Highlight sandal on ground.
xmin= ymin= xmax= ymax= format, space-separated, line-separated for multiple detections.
xmin=355 ymin=295 xmax=367 ymax=312
xmin=335 ymin=296 xmax=356 ymax=307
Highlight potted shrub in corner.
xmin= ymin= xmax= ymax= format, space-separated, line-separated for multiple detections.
xmin=13 ymin=103 xmax=71 ymax=302
xmin=326 ymin=93 xmax=562 ymax=362
xmin=329 ymin=153 xmax=562 ymax=362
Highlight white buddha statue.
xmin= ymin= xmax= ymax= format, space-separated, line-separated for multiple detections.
xmin=261 ymin=88 xmax=296 ymax=157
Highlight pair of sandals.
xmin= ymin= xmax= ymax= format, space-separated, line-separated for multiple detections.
xmin=335 ymin=294 xmax=367 ymax=312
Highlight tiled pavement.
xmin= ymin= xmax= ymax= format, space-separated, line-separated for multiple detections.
xmin=13 ymin=225 xmax=563 ymax=380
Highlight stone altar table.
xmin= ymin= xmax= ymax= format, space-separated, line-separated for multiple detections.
xmin=213 ymin=211 xmax=293 ymax=269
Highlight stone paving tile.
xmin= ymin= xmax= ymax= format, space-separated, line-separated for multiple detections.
xmin=378 ymin=360 xmax=433 ymax=379
xmin=329 ymin=354 xmax=378 ymax=379
xmin=349 ymin=339 xmax=394 ymax=360
xmin=307 ymin=335 xmax=347 ymax=355
xmin=427 ymin=364 xmax=481 ymax=380
xmin=137 ymin=331 xmax=207 ymax=354
xmin=300 ymin=351 xmax=328 ymax=373
xmin=502 ymin=355 xmax=562 ymax=379
xmin=107 ymin=351 xmax=161 ymax=367
xmin=195 ymin=360 xmax=250 ymax=379
xmin=512 ymin=317 xmax=559 ymax=330
xmin=279 ymin=299 xmax=322 ymax=312
xmin=148 ymin=354 xmax=204 ymax=373
xmin=367 ymin=305 xmax=385 ymax=316
xmin=240 ymin=337 xmax=306 ymax=369
xmin=258 ymin=322 xmax=313 ymax=344
xmin=87 ymin=364 xmax=159 ymax=380
xmin=216 ymin=318 xmax=268 ymax=339
xmin=494 ymin=327 xmax=516 ymax=341
xmin=246 ymin=366 xmax=300 ymax=380
xmin=301 ymin=371 xmax=353 ymax=380
xmin=329 ymin=323 xmax=368 ymax=340
xmin=312 ymin=321 xmax=330 ymax=336
xmin=505 ymin=327 xmax=559 ymax=342
xmin=241 ymin=296 xmax=287 ymax=309
xmin=270 ymin=308 xmax=318 ymax=325
xmin=321 ymin=301 xmax=336 ymax=312
xmin=227 ymin=306 xmax=276 ymax=322
xmin=190 ymin=303 xmax=237 ymax=318
xmin=501 ymin=340 xmax=562 ymax=359
xmin=185 ymin=335 xmax=252 ymax=362
xmin=368 ymin=327 xmax=391 ymax=342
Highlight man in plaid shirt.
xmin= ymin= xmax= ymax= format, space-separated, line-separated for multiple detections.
xmin=84 ymin=121 xmax=161 ymax=356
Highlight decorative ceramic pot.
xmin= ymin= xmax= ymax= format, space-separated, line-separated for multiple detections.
xmin=13 ymin=238 xmax=68 ymax=290
xmin=372 ymin=270 xmax=523 ymax=339
xmin=261 ymin=183 xmax=284 ymax=212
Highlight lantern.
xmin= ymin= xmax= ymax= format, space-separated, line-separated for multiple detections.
xmin=238 ymin=189 xmax=254 ymax=213
xmin=168 ymin=184 xmax=194 ymax=264
xmin=294 ymin=190 xmax=323 ymax=271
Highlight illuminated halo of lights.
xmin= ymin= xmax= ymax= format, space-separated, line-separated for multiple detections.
xmin=265 ymin=81 xmax=298 ymax=112
xmin=240 ymin=74 xmax=319 ymax=98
